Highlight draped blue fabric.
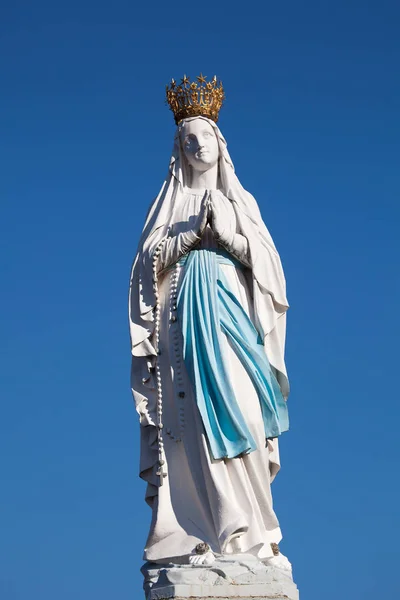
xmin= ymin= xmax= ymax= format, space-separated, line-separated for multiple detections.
xmin=176 ymin=249 xmax=289 ymax=460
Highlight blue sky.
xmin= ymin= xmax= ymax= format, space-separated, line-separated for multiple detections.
xmin=1 ymin=1 xmax=399 ymax=598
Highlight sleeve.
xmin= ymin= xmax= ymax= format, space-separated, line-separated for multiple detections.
xmin=156 ymin=229 xmax=201 ymax=273
xmin=222 ymin=233 xmax=251 ymax=268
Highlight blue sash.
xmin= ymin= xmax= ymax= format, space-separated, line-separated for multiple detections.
xmin=176 ymin=248 xmax=289 ymax=460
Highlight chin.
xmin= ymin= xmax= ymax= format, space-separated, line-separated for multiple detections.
xmin=194 ymin=159 xmax=215 ymax=169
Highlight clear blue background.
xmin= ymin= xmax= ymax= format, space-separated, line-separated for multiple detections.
xmin=1 ymin=1 xmax=399 ymax=598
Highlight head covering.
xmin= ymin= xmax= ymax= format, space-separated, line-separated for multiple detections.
xmin=129 ymin=116 xmax=289 ymax=397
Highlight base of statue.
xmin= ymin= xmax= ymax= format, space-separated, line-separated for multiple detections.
xmin=142 ymin=554 xmax=299 ymax=600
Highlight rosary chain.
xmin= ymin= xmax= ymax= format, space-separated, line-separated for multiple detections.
xmin=152 ymin=238 xmax=168 ymax=485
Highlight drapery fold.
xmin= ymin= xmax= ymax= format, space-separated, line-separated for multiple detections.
xmin=129 ymin=117 xmax=290 ymax=403
xmin=177 ymin=249 xmax=289 ymax=460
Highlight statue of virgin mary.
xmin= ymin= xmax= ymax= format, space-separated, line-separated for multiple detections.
xmin=128 ymin=75 xmax=291 ymax=570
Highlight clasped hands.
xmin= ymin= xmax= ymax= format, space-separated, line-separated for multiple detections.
xmin=193 ymin=190 xmax=234 ymax=248
xmin=155 ymin=190 xmax=248 ymax=273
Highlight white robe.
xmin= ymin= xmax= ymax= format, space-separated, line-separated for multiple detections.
xmin=131 ymin=191 xmax=283 ymax=562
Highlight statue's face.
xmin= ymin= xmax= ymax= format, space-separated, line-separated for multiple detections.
xmin=180 ymin=119 xmax=219 ymax=173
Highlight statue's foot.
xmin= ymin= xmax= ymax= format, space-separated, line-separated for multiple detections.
xmin=189 ymin=550 xmax=215 ymax=565
xmin=264 ymin=552 xmax=292 ymax=573
xmin=189 ymin=542 xmax=215 ymax=566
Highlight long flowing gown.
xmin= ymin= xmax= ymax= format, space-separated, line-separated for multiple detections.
xmin=131 ymin=190 xmax=287 ymax=562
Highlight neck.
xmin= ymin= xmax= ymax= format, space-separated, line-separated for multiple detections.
xmin=190 ymin=163 xmax=218 ymax=190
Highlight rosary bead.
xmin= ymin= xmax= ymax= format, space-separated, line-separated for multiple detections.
xmin=151 ymin=238 xmax=170 ymax=467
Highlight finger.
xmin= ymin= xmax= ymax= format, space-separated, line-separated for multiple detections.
xmin=200 ymin=197 xmax=209 ymax=213
xmin=212 ymin=197 xmax=222 ymax=220
xmin=199 ymin=202 xmax=209 ymax=228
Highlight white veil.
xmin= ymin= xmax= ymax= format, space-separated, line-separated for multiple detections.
xmin=129 ymin=116 xmax=290 ymax=398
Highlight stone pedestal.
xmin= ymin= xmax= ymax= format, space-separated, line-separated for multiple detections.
xmin=142 ymin=554 xmax=299 ymax=600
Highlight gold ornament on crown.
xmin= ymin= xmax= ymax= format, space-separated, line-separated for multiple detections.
xmin=166 ymin=74 xmax=225 ymax=125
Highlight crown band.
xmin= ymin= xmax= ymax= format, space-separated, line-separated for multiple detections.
xmin=166 ymin=74 xmax=225 ymax=125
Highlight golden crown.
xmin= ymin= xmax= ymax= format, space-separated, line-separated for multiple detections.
xmin=166 ymin=74 xmax=225 ymax=125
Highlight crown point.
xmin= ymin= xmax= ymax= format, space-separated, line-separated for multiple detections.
xmin=197 ymin=73 xmax=207 ymax=84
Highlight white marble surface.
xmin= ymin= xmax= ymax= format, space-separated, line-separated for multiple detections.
xmin=130 ymin=116 xmax=291 ymax=565
xmin=142 ymin=554 xmax=299 ymax=600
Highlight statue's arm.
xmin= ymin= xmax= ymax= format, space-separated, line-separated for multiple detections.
xmin=223 ymin=232 xmax=251 ymax=267
xmin=209 ymin=193 xmax=251 ymax=267
xmin=156 ymin=229 xmax=201 ymax=272
xmin=155 ymin=195 xmax=209 ymax=273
